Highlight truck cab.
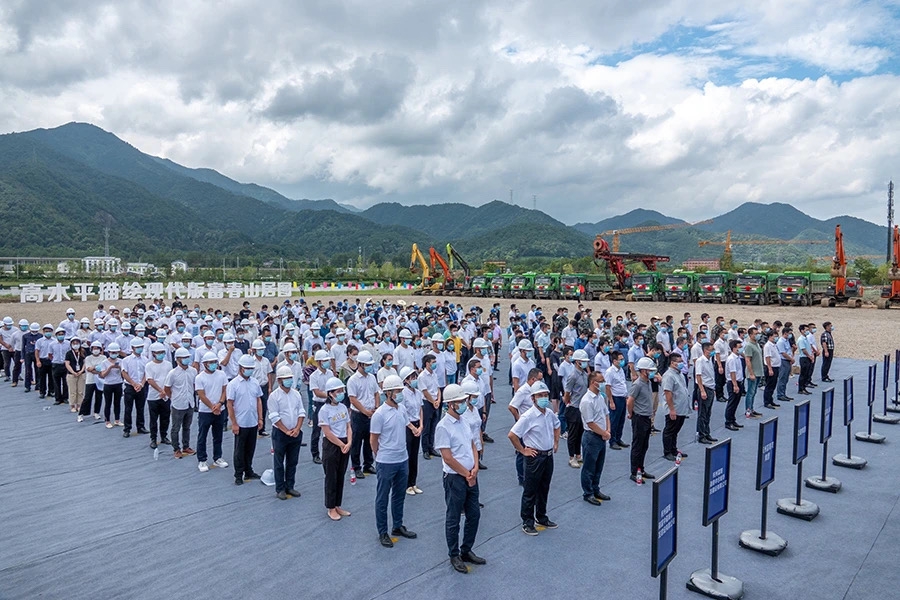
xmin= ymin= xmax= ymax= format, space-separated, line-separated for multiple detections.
xmin=697 ymin=271 xmax=734 ymax=304
xmin=631 ymin=272 xmax=661 ymax=301
xmin=560 ymin=274 xmax=585 ymax=300
xmin=509 ymin=272 xmax=536 ymax=299
xmin=534 ymin=273 xmax=561 ymax=299
xmin=664 ymin=270 xmax=697 ymax=302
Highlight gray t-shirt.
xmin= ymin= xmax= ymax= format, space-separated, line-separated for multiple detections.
xmin=628 ymin=377 xmax=653 ymax=417
xmin=564 ymin=369 xmax=589 ymax=408
xmin=662 ymin=369 xmax=691 ymax=416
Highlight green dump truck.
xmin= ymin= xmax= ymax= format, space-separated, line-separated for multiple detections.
xmin=663 ymin=270 xmax=698 ymax=302
xmin=776 ymin=271 xmax=831 ymax=306
xmin=734 ymin=270 xmax=781 ymax=305
xmin=696 ymin=271 xmax=735 ymax=304
xmin=631 ymin=272 xmax=663 ymax=301
xmin=488 ymin=274 xmax=509 ymax=298
xmin=469 ymin=273 xmax=492 ymax=297
xmin=534 ymin=273 xmax=561 ymax=299
xmin=509 ymin=272 xmax=536 ymax=299
xmin=560 ymin=274 xmax=585 ymax=300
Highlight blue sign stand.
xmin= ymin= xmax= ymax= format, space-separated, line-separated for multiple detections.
xmin=857 ymin=362 xmax=886 ymax=443
xmin=874 ymin=352 xmax=900 ymax=424
xmin=740 ymin=417 xmax=787 ymax=556
xmin=777 ymin=400 xmax=819 ymax=520
xmin=806 ymin=388 xmax=842 ymax=493
xmin=652 ymin=467 xmax=678 ymax=600
xmin=834 ymin=376 xmax=867 ymax=468
xmin=687 ymin=439 xmax=743 ymax=599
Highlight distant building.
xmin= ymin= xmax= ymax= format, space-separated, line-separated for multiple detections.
xmin=57 ymin=262 xmax=71 ymax=274
xmin=83 ymin=256 xmax=121 ymax=274
xmin=126 ymin=262 xmax=157 ymax=276
xmin=683 ymin=258 xmax=720 ymax=270
xmin=171 ymin=260 xmax=188 ymax=275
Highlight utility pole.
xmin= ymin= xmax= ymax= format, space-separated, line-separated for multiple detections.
xmin=509 ymin=189 xmax=513 ymax=205
xmin=888 ymin=181 xmax=894 ymax=265
xmin=103 ymin=226 xmax=110 ymax=258
xmin=533 ymin=194 xmax=537 ymax=210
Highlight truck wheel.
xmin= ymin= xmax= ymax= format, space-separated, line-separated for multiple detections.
xmin=800 ymin=296 xmax=808 ymax=307
xmin=625 ymin=294 xmax=634 ymax=302
xmin=876 ymin=298 xmax=889 ymax=309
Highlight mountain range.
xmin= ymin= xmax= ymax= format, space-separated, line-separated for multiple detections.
xmin=0 ymin=122 xmax=889 ymax=269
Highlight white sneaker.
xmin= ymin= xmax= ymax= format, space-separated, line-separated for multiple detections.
xmin=77 ymin=415 xmax=84 ymax=423
xmin=106 ymin=422 xmax=113 ymax=429
xmin=93 ymin=414 xmax=102 ymax=420
xmin=413 ymin=486 xmax=423 ymax=494
xmin=406 ymin=486 xmax=416 ymax=495
xmin=568 ymin=457 xmax=580 ymax=468
xmin=114 ymin=421 xmax=123 ymax=427
xmin=69 ymin=407 xmax=77 ymax=413
xmin=213 ymin=458 xmax=229 ymax=468
xmin=198 ymin=462 xmax=209 ymax=472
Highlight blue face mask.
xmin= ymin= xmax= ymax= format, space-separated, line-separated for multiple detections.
xmin=154 ymin=353 xmax=165 ymax=361
xmin=289 ymin=352 xmax=299 ymax=361
xmin=454 ymin=402 xmax=468 ymax=415
xmin=321 ymin=360 xmax=331 ymax=368
xmin=475 ymin=367 xmax=484 ymax=376
xmin=481 ymin=348 xmax=489 ymax=357
xmin=20 ymin=325 xmax=27 ymax=331
xmin=385 ymin=360 xmax=393 ymax=367
xmin=365 ymin=364 xmax=376 ymax=374
xmin=332 ymin=391 xmax=345 ymax=403
xmin=579 ymin=361 xmax=589 ymax=369
xmin=282 ymin=378 xmax=293 ymax=389
xmin=536 ymin=397 xmax=551 ymax=409
xmin=134 ymin=347 xmax=143 ymax=355
xmin=618 ymin=359 xmax=626 ymax=367
xmin=180 ymin=357 xmax=191 ymax=366
xmin=409 ymin=380 xmax=418 ymax=389
xmin=206 ymin=362 xmax=217 ymax=372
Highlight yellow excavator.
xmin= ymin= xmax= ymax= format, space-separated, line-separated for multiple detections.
xmin=410 ymin=243 xmax=440 ymax=295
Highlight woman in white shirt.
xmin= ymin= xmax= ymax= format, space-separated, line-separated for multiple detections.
xmin=400 ymin=367 xmax=424 ymax=495
xmin=376 ymin=353 xmax=398 ymax=389
xmin=80 ymin=341 xmax=106 ymax=422
xmin=319 ymin=377 xmax=353 ymax=521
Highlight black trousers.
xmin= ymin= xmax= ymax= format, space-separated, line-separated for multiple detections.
xmin=764 ymin=367 xmax=779 ymax=405
xmin=258 ymin=388 xmax=270 ymax=434
xmin=37 ymin=359 xmax=53 ymax=395
xmin=233 ymin=426 xmax=258 ymax=479
xmin=714 ymin=366 xmax=726 ymax=400
xmin=406 ymin=421 xmax=421 ymax=487
xmin=1 ymin=349 xmax=11 ymax=378
xmin=481 ymin=392 xmax=493 ymax=430
xmin=630 ymin=414 xmax=652 ymax=475
xmin=696 ymin=386 xmax=714 ymax=438
xmin=725 ymin=380 xmax=744 ymax=425
xmin=103 ymin=384 xmax=123 ymax=422
xmin=565 ymin=405 xmax=584 ymax=457
xmin=663 ymin=414 xmax=686 ymax=456
xmin=821 ymin=354 xmax=833 ymax=380
xmin=799 ymin=357 xmax=813 ymax=391
xmin=521 ymin=452 xmax=554 ymax=527
xmin=444 ymin=472 xmax=480 ymax=557
xmin=272 ymin=428 xmax=301 ymax=493
xmin=123 ymin=385 xmax=147 ymax=433
xmin=148 ymin=399 xmax=171 ymax=441
xmin=79 ymin=383 xmax=104 ymax=416
xmin=323 ymin=437 xmax=349 ymax=509
xmin=350 ymin=411 xmax=374 ymax=470
xmin=309 ymin=401 xmax=324 ymax=459
xmin=23 ymin=354 xmax=36 ymax=390
xmin=52 ymin=363 xmax=68 ymax=402
xmin=421 ymin=401 xmax=440 ymax=454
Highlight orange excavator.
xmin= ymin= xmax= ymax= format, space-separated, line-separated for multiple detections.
xmin=429 ymin=246 xmax=455 ymax=294
xmin=877 ymin=225 xmax=900 ymax=309
xmin=822 ymin=224 xmax=863 ymax=307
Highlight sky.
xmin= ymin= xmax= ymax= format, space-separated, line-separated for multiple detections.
xmin=2 ymin=1 xmax=900 ymax=226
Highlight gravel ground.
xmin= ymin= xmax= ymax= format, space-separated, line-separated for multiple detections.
xmin=6 ymin=294 xmax=899 ymax=361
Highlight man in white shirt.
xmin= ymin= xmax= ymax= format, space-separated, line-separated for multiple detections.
xmin=121 ymin=338 xmax=148 ymax=438
xmin=604 ymin=351 xmax=629 ymax=450
xmin=371 ymin=375 xmax=416 ymax=548
xmin=418 ymin=353 xmax=442 ymax=461
xmin=196 ymin=351 xmax=230 ymax=473
xmin=694 ymin=342 xmax=718 ymax=445
xmin=164 ymin=347 xmax=197 ymax=458
xmin=145 ymin=342 xmax=172 ymax=449
xmin=763 ymin=329 xmax=782 ymax=409
xmin=348 ymin=350 xmax=379 ymax=478
xmin=309 ymin=349 xmax=335 ymax=465
xmin=268 ymin=366 xmax=306 ymax=499
xmin=580 ymin=372 xmax=611 ymax=505
xmin=508 ymin=382 xmax=560 ymax=536
xmin=249 ymin=339 xmax=274 ymax=437
xmin=227 ymin=355 xmax=264 ymax=485
xmin=724 ymin=340 xmax=745 ymax=430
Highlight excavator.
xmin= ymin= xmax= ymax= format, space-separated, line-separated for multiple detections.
xmin=446 ymin=243 xmax=473 ymax=294
xmin=822 ymin=224 xmax=863 ymax=308
xmin=429 ymin=246 xmax=455 ymax=295
xmin=877 ymin=225 xmax=900 ymax=309
xmin=410 ymin=243 xmax=439 ymax=295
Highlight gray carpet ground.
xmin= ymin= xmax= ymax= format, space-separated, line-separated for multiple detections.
xmin=1 ymin=356 xmax=898 ymax=600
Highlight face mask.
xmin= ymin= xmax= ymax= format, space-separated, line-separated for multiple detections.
xmin=448 ymin=343 xmax=455 ymax=351
xmin=425 ymin=362 xmax=434 ymax=372
xmin=811 ymin=329 xmax=817 ymax=334
xmin=92 ymin=348 xmax=101 ymax=356
xmin=454 ymin=402 xmax=468 ymax=415
xmin=365 ymin=364 xmax=376 ymax=374
xmin=409 ymin=380 xmax=418 ymax=389
xmin=654 ymin=352 xmax=661 ymax=359
xmin=738 ymin=348 xmax=745 ymax=355
xmin=618 ymin=359 xmax=626 ymax=367
xmin=709 ymin=350 xmax=717 ymax=357
xmin=110 ymin=326 xmax=118 ymax=332
xmin=393 ymin=391 xmax=404 ymax=403
xmin=56 ymin=335 xmax=65 ymax=341
xmin=177 ymin=326 xmax=185 ymax=333
xmin=180 ymin=357 xmax=191 ymax=366
xmin=43 ymin=332 xmax=52 ymax=338
xmin=134 ymin=347 xmax=143 ymax=355
xmin=151 ymin=352 xmax=164 ymax=361
xmin=475 ymin=367 xmax=484 ymax=376
xmin=264 ymin=336 xmax=272 ymax=342
xmin=415 ymin=340 xmax=422 ymax=347
xmin=332 ymin=392 xmax=345 ymax=403
xmin=240 ymin=368 xmax=252 ymax=379
xmin=536 ymin=397 xmax=551 ymax=409
xmin=385 ymin=359 xmax=393 ymax=368
xmin=435 ymin=343 xmax=444 ymax=351
xmin=72 ymin=343 xmax=81 ymax=350
xmin=580 ymin=361 xmax=589 ymax=369
xmin=216 ymin=333 xmax=224 ymax=340
xmin=281 ymin=378 xmax=293 ymax=389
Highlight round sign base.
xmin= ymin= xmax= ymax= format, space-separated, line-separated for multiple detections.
xmin=855 ymin=431 xmax=886 ymax=444
xmin=805 ymin=475 xmax=842 ymax=493
xmin=873 ymin=413 xmax=900 ymax=424
xmin=686 ymin=568 xmax=744 ymax=599
xmin=739 ymin=529 xmax=788 ymax=556
xmin=886 ymin=403 xmax=900 ymax=414
xmin=776 ymin=498 xmax=819 ymax=521
xmin=832 ymin=453 xmax=867 ymax=469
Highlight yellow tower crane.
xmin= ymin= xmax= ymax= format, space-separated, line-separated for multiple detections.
xmin=599 ymin=219 xmax=715 ymax=252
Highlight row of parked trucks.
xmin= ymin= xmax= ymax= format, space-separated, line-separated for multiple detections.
xmin=464 ymin=270 xmax=863 ymax=306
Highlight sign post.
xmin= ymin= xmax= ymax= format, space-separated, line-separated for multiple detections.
xmin=805 ymin=388 xmax=842 ymax=493
xmin=777 ymin=400 xmax=819 ymax=520
xmin=833 ymin=376 xmax=867 ymax=468
xmin=857 ymin=363 xmax=886 ymax=443
xmin=739 ymin=418 xmax=787 ymax=555
xmin=686 ymin=439 xmax=743 ymax=599
xmin=874 ymin=352 xmax=900 ymax=424
xmin=886 ymin=349 xmax=900 ymax=414
xmin=652 ymin=467 xmax=678 ymax=600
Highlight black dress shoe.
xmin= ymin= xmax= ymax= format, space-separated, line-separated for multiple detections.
xmin=392 ymin=526 xmax=417 ymax=539
xmin=725 ymin=423 xmax=740 ymax=431
xmin=808 ymin=383 xmax=818 ymax=388
xmin=461 ymin=551 xmax=486 ymax=565
xmin=379 ymin=533 xmax=394 ymax=548
xmin=677 ymin=451 xmax=688 ymax=458
xmin=642 ymin=472 xmax=655 ymax=480
xmin=276 ymin=491 xmax=287 ymax=500
xmin=313 ymin=457 xmax=322 ymax=465
xmin=355 ymin=469 xmax=366 ymax=479
xmin=698 ymin=437 xmax=712 ymax=444
xmin=482 ymin=433 xmax=494 ymax=443
xmin=137 ymin=428 xmax=149 ymax=434
xmin=150 ymin=440 xmax=158 ymax=449
xmin=123 ymin=431 xmax=130 ymax=438
xmin=708 ymin=436 xmax=719 ymax=442
xmin=234 ymin=478 xmax=244 ymax=486
xmin=478 ymin=461 xmax=488 ymax=470
xmin=584 ymin=495 xmax=602 ymax=505
xmin=617 ymin=441 xmax=630 ymax=448
xmin=160 ymin=437 xmax=171 ymax=445
xmin=423 ymin=453 xmax=432 ymax=460
xmin=595 ymin=491 xmax=611 ymax=501
xmin=663 ymin=453 xmax=676 ymax=461
xmin=537 ymin=519 xmax=558 ymax=529
xmin=733 ymin=422 xmax=744 ymax=428
xmin=363 ymin=466 xmax=377 ymax=475
xmin=450 ymin=556 xmax=468 ymax=573
xmin=244 ymin=472 xmax=261 ymax=480
xmin=286 ymin=488 xmax=301 ymax=497
xmin=430 ymin=451 xmax=441 ymax=458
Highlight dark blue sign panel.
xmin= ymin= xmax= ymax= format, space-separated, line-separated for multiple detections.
xmin=703 ymin=438 xmax=731 ymax=527
xmin=756 ymin=417 xmax=778 ymax=490
xmin=793 ymin=400 xmax=810 ymax=464
xmin=844 ymin=377 xmax=854 ymax=426
xmin=884 ymin=354 xmax=890 ymax=391
xmin=651 ymin=467 xmax=678 ymax=577
xmin=868 ymin=364 xmax=877 ymax=407
xmin=821 ymin=388 xmax=834 ymax=443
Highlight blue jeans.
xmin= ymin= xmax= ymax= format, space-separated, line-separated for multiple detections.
xmin=375 ymin=460 xmax=409 ymax=536
xmin=744 ymin=377 xmax=759 ymax=411
xmin=609 ymin=396 xmax=627 ymax=445
xmin=197 ymin=411 xmax=224 ymax=463
xmin=581 ymin=430 xmax=607 ymax=497
xmin=776 ymin=361 xmax=792 ymax=399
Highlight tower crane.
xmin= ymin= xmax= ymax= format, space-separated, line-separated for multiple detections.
xmin=599 ymin=219 xmax=714 ymax=252
xmin=698 ymin=230 xmax=830 ymax=263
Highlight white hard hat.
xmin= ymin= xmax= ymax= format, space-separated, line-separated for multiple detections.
xmin=461 ymin=380 xmax=480 ymax=396
xmin=18 ymin=318 xmax=29 ymax=326
xmin=473 ymin=338 xmax=489 ymax=349
xmin=251 ymin=339 xmax=266 ymax=350
xmin=399 ymin=366 xmax=416 ymax=381
xmin=431 ymin=333 xmax=445 ymax=343
xmin=572 ymin=349 xmax=589 ymax=361
xmin=174 ymin=347 xmax=191 ymax=359
xmin=282 ymin=342 xmax=297 ymax=353
xmin=238 ymin=355 xmax=256 ymax=368
xmin=134 ymin=323 xmax=145 ymax=332
xmin=636 ymin=357 xmax=657 ymax=371
xmin=399 ymin=329 xmax=412 ymax=339
xmin=2 ymin=316 xmax=12 ymax=325
xmin=79 ymin=317 xmax=90 ymax=324
xmin=130 ymin=338 xmax=145 ymax=348
xmin=65 ymin=308 xmax=75 ymax=314
xmin=30 ymin=322 xmax=39 ymax=332
xmin=364 ymin=328 xmax=376 ymax=339
xmin=357 ymin=350 xmax=374 ymax=365
xmin=223 ymin=332 xmax=235 ymax=342
xmin=181 ymin=332 xmax=193 ymax=340
xmin=314 ymin=349 xmax=332 ymax=362
xmin=149 ymin=342 xmax=166 ymax=353
xmin=382 ymin=374 xmax=404 ymax=391
xmin=107 ymin=342 xmax=121 ymax=353
xmin=202 ymin=330 xmax=214 ymax=338
xmin=120 ymin=322 xmax=131 ymax=330
xmin=276 ymin=366 xmax=293 ymax=379
xmin=54 ymin=326 xmax=65 ymax=334
xmin=530 ymin=381 xmax=550 ymax=396
xmin=443 ymin=383 xmax=468 ymax=403
xmin=325 ymin=377 xmax=346 ymax=392
xmin=261 ymin=469 xmax=275 ymax=487
xmin=517 ymin=339 xmax=534 ymax=351
xmin=90 ymin=340 xmax=103 ymax=349
xmin=201 ymin=351 xmax=218 ymax=363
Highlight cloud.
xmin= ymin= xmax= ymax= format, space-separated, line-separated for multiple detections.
xmin=0 ymin=0 xmax=898 ymax=226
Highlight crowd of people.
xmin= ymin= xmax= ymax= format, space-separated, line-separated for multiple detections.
xmin=0 ymin=297 xmax=836 ymax=573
